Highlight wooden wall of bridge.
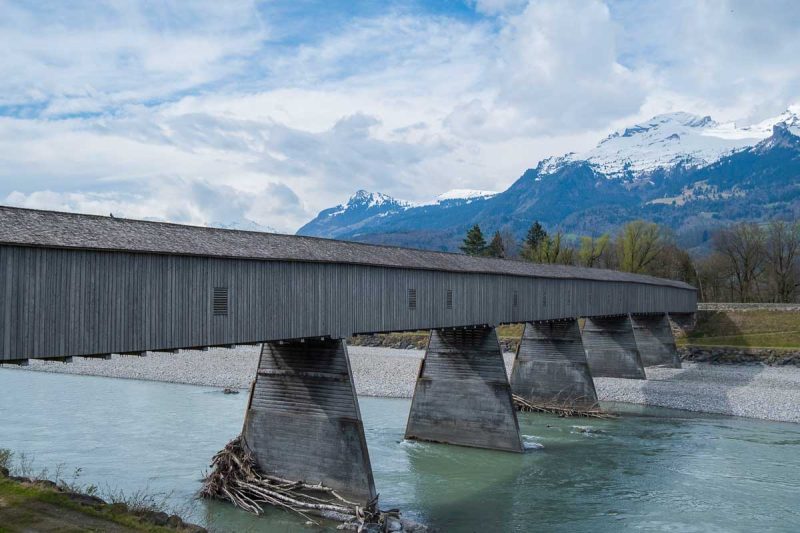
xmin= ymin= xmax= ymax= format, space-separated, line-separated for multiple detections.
xmin=0 ymin=245 xmax=696 ymax=361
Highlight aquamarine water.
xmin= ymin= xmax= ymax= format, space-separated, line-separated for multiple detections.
xmin=1 ymin=369 xmax=799 ymax=532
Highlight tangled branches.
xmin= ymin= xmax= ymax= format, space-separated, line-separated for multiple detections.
xmin=200 ymin=437 xmax=401 ymax=531
xmin=512 ymin=394 xmax=616 ymax=419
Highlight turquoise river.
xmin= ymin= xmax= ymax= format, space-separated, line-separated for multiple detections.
xmin=1 ymin=370 xmax=799 ymax=532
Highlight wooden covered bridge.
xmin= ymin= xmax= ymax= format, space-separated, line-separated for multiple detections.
xmin=0 ymin=206 xmax=696 ymax=504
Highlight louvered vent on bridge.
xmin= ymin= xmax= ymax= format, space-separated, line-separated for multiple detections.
xmin=446 ymin=289 xmax=453 ymax=309
xmin=213 ymin=287 xmax=229 ymax=316
xmin=408 ymin=288 xmax=417 ymax=310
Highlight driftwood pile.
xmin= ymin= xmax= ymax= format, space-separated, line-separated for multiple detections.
xmin=200 ymin=436 xmax=401 ymax=531
xmin=512 ymin=394 xmax=616 ymax=419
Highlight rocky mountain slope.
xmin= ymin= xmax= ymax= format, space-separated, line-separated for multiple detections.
xmin=298 ymin=107 xmax=800 ymax=251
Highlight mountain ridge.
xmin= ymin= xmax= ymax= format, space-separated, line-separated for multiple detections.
xmin=298 ymin=107 xmax=800 ymax=251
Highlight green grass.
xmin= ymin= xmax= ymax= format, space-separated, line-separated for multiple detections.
xmin=686 ymin=310 xmax=800 ymax=349
xmin=349 ymin=311 xmax=800 ymax=350
xmin=497 ymin=324 xmax=524 ymax=338
xmin=0 ymin=475 xmax=193 ymax=532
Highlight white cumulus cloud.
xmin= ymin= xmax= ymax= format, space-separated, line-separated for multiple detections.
xmin=0 ymin=0 xmax=798 ymax=232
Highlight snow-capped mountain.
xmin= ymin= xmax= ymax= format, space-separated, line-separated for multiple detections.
xmin=433 ymin=189 xmax=498 ymax=202
xmin=747 ymin=104 xmax=800 ymax=137
xmin=319 ymin=190 xmax=411 ymax=221
xmin=298 ymin=106 xmax=800 ymax=251
xmin=538 ymin=111 xmax=779 ymax=179
xmin=343 ymin=190 xmax=408 ymax=210
xmin=297 ymin=189 xmax=410 ymax=239
xmin=297 ymin=188 xmax=502 ymax=237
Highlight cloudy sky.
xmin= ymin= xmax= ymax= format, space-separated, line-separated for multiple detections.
xmin=1 ymin=0 xmax=799 ymax=232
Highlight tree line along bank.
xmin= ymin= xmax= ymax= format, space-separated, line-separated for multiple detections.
xmin=458 ymin=219 xmax=799 ymax=304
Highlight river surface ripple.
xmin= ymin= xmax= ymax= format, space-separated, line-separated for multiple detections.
xmin=1 ymin=370 xmax=799 ymax=532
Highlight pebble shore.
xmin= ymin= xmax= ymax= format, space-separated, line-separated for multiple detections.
xmin=3 ymin=346 xmax=799 ymax=423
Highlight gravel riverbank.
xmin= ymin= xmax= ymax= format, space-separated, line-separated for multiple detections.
xmin=594 ymin=364 xmax=800 ymax=423
xmin=3 ymin=346 xmax=799 ymax=423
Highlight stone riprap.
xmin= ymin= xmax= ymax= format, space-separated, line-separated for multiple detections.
xmin=680 ymin=346 xmax=800 ymax=366
xmin=2 ymin=346 xmax=799 ymax=423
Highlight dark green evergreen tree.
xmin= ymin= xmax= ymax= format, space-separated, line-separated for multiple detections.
xmin=525 ymin=221 xmax=547 ymax=249
xmin=485 ymin=231 xmax=505 ymax=258
xmin=521 ymin=221 xmax=548 ymax=261
xmin=460 ymin=224 xmax=487 ymax=256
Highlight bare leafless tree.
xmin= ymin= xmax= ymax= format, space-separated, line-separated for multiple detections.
xmin=695 ymin=253 xmax=732 ymax=302
xmin=766 ymin=220 xmax=800 ymax=302
xmin=499 ymin=227 xmax=519 ymax=258
xmin=712 ymin=223 xmax=767 ymax=302
xmin=650 ymin=244 xmax=698 ymax=286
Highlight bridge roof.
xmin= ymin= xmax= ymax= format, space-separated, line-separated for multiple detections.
xmin=0 ymin=206 xmax=693 ymax=290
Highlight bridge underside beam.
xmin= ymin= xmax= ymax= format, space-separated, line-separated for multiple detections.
xmin=242 ymin=338 xmax=376 ymax=505
xmin=510 ymin=319 xmax=598 ymax=408
xmin=631 ymin=313 xmax=681 ymax=368
xmin=583 ymin=315 xmax=646 ymax=379
xmin=404 ymin=327 xmax=523 ymax=453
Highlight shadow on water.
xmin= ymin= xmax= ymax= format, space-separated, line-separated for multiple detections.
xmin=1 ymin=335 xmax=797 ymax=533
xmin=1 ymin=368 xmax=799 ymax=533
xmin=396 ymin=404 xmax=800 ymax=533
xmin=396 ymin=409 xmax=668 ymax=532
xmin=399 ymin=414 xmax=622 ymax=531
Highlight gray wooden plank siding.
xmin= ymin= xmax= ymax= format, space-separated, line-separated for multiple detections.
xmin=0 ymin=244 xmax=696 ymax=361
xmin=0 ymin=206 xmax=692 ymax=289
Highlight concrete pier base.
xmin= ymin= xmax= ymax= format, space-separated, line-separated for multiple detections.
xmin=631 ymin=313 xmax=682 ymax=368
xmin=405 ymin=327 xmax=524 ymax=452
xmin=510 ymin=319 xmax=598 ymax=408
xmin=583 ymin=315 xmax=646 ymax=379
xmin=242 ymin=338 xmax=376 ymax=505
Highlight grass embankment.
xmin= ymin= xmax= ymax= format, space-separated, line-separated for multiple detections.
xmin=0 ymin=450 xmax=203 ymax=533
xmin=683 ymin=310 xmax=800 ymax=350
xmin=0 ymin=477 xmax=198 ymax=533
xmin=351 ymin=312 xmax=800 ymax=352
xmin=0 ymin=478 xmax=177 ymax=532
